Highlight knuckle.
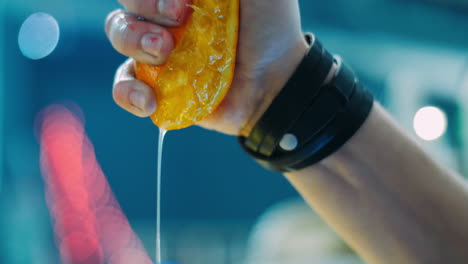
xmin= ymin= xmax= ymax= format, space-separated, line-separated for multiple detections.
xmin=118 ymin=29 xmax=134 ymax=54
xmin=113 ymin=81 xmax=131 ymax=103
xmin=106 ymin=10 xmax=124 ymax=35
xmin=110 ymin=20 xmax=138 ymax=55
xmin=123 ymin=0 xmax=157 ymax=18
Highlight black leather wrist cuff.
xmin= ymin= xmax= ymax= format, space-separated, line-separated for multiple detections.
xmin=238 ymin=33 xmax=374 ymax=172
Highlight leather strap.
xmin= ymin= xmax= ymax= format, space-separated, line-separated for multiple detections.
xmin=239 ymin=34 xmax=374 ymax=172
xmin=244 ymin=34 xmax=335 ymax=156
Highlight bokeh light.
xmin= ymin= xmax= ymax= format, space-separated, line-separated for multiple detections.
xmin=18 ymin=12 xmax=60 ymax=60
xmin=39 ymin=104 xmax=152 ymax=264
xmin=413 ymin=106 xmax=448 ymax=141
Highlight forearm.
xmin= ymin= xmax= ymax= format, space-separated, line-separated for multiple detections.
xmin=285 ymin=103 xmax=468 ymax=264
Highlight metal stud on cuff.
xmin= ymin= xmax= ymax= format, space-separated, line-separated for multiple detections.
xmin=279 ymin=133 xmax=299 ymax=151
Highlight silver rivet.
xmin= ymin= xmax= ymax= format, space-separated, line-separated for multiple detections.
xmin=279 ymin=133 xmax=298 ymax=151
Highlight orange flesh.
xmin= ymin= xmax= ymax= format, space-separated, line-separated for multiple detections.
xmin=135 ymin=0 xmax=239 ymax=130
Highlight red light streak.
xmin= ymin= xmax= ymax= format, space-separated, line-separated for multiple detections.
xmin=39 ymin=105 xmax=152 ymax=264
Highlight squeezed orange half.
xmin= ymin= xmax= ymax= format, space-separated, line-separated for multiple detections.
xmin=135 ymin=0 xmax=239 ymax=130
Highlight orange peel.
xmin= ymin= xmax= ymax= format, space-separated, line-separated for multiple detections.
xmin=135 ymin=0 xmax=239 ymax=130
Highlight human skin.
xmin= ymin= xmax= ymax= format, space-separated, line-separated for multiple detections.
xmin=105 ymin=1 xmax=468 ymax=263
xmin=106 ymin=0 xmax=308 ymax=135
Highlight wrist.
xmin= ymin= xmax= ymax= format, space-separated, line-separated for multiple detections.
xmin=239 ymin=36 xmax=310 ymax=137
xmin=238 ymin=35 xmax=375 ymax=172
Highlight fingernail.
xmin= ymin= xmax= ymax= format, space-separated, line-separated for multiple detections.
xmin=147 ymin=98 xmax=157 ymax=114
xmin=141 ymin=33 xmax=163 ymax=58
xmin=129 ymin=90 xmax=148 ymax=113
xmin=159 ymin=0 xmax=184 ymax=22
xmin=129 ymin=89 xmax=157 ymax=114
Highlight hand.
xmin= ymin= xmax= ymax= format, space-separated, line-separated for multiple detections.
xmin=106 ymin=0 xmax=309 ymax=136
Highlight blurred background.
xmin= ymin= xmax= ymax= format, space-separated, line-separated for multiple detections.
xmin=1 ymin=0 xmax=468 ymax=263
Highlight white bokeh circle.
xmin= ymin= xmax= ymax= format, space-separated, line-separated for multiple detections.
xmin=413 ymin=106 xmax=447 ymax=141
xmin=18 ymin=12 xmax=60 ymax=60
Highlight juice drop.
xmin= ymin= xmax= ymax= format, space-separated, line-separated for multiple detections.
xmin=156 ymin=127 xmax=167 ymax=264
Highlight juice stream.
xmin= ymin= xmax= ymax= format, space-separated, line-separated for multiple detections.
xmin=156 ymin=128 xmax=167 ymax=264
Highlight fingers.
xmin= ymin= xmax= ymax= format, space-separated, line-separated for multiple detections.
xmin=118 ymin=0 xmax=191 ymax=26
xmin=108 ymin=0 xmax=192 ymax=117
xmin=113 ymin=59 xmax=156 ymax=117
xmin=106 ymin=10 xmax=175 ymax=65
